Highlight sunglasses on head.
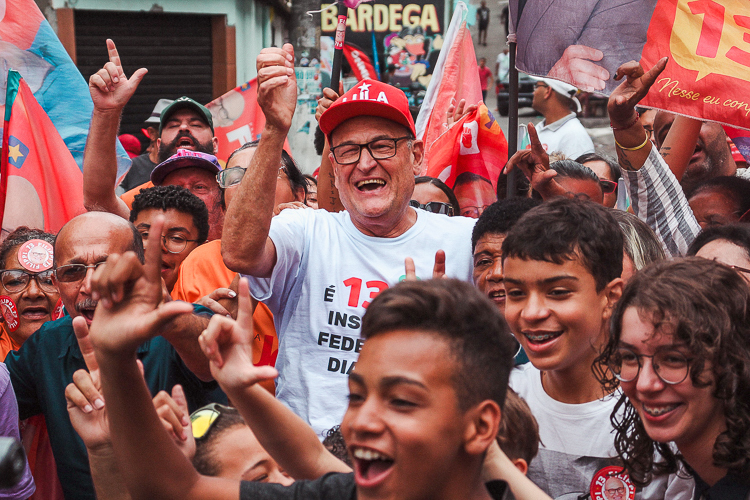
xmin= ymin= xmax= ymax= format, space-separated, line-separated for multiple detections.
xmin=599 ymin=179 xmax=618 ymax=194
xmin=409 ymin=200 xmax=454 ymax=216
xmin=190 ymin=403 xmax=234 ymax=440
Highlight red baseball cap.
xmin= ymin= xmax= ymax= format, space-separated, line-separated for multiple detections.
xmin=319 ymin=80 xmax=415 ymax=138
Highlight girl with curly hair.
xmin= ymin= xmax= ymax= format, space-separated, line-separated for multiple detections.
xmin=595 ymin=257 xmax=750 ymax=498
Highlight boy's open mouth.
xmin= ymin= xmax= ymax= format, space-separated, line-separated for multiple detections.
xmin=351 ymin=447 xmax=394 ymax=487
xmin=523 ymin=330 xmax=563 ymax=344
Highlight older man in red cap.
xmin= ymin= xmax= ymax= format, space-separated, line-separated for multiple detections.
xmin=222 ymin=44 xmax=475 ymax=435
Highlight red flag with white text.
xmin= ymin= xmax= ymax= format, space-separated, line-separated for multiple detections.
xmin=343 ymin=43 xmax=378 ymax=81
xmin=425 ymin=103 xmax=508 ymax=191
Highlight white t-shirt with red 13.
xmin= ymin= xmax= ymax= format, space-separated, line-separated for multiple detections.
xmin=245 ymin=207 xmax=475 ymax=436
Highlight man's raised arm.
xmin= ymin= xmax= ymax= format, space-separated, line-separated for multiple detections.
xmin=87 ymin=216 xmax=238 ymax=500
xmin=222 ymin=44 xmax=297 ymax=277
xmin=83 ymin=39 xmax=146 ymax=219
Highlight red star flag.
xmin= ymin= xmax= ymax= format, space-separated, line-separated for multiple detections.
xmin=0 ymin=70 xmax=84 ymax=234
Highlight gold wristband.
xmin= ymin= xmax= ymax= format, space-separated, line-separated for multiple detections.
xmin=615 ymin=134 xmax=650 ymax=152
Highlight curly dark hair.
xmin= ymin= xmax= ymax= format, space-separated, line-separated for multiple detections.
xmin=322 ymin=425 xmax=351 ymax=467
xmin=0 ymin=227 xmax=56 ymax=269
xmin=501 ymin=197 xmax=623 ymax=292
xmin=129 ymin=185 xmax=209 ymax=243
xmin=594 ymin=257 xmax=750 ymax=486
xmin=471 ymin=198 xmax=541 ymax=251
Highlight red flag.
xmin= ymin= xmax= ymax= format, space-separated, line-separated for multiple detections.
xmin=425 ymin=103 xmax=508 ymax=191
xmin=343 ymin=43 xmax=378 ymax=81
xmin=639 ymin=0 xmax=750 ymax=130
xmin=206 ymin=79 xmax=267 ymax=164
xmin=0 ymin=70 xmax=84 ymax=234
xmin=415 ymin=3 xmax=483 ymax=171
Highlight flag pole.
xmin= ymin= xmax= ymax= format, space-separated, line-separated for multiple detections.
xmin=329 ymin=2 xmax=348 ymax=92
xmin=506 ymin=39 xmax=518 ymax=198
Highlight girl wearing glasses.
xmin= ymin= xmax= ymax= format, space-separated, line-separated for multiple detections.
xmin=596 ymin=258 xmax=750 ymax=498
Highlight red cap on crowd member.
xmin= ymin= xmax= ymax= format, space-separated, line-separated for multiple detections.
xmin=118 ymin=134 xmax=141 ymax=159
xmin=319 ymin=80 xmax=415 ymax=138
xmin=150 ymin=149 xmax=222 ymax=186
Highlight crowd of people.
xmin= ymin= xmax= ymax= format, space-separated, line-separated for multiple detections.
xmin=0 ymin=32 xmax=748 ymax=500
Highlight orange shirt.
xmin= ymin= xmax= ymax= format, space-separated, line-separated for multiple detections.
xmin=0 ymin=325 xmax=21 ymax=361
xmin=172 ymin=240 xmax=279 ymax=383
xmin=121 ymin=181 xmax=153 ymax=210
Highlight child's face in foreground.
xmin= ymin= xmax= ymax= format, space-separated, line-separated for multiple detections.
xmin=618 ymin=307 xmax=724 ymax=452
xmin=341 ymin=329 xmax=470 ymax=500
xmin=503 ymin=255 xmax=615 ymax=373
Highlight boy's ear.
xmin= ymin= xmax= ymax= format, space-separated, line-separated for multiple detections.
xmin=463 ymin=400 xmax=501 ymax=456
xmin=512 ymin=458 xmax=528 ymax=475
xmin=601 ymin=277 xmax=624 ymax=321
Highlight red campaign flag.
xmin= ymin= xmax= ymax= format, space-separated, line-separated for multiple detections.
xmin=416 ymin=3 xmax=483 ymax=172
xmin=0 ymin=70 xmax=84 ymax=234
xmin=425 ymin=103 xmax=508 ymax=191
xmin=639 ymin=0 xmax=750 ymax=130
xmin=206 ymin=79 xmax=266 ymax=164
xmin=343 ymin=43 xmax=378 ymax=81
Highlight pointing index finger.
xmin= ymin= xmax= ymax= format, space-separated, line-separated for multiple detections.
xmin=72 ymin=316 xmax=100 ymax=374
xmin=106 ymin=39 xmax=124 ymax=78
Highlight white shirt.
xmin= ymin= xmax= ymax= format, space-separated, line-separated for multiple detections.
xmin=534 ymin=112 xmax=595 ymax=160
xmin=245 ymin=207 xmax=476 ymax=435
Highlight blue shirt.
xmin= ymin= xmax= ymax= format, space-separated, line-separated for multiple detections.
xmin=5 ymin=310 xmax=225 ymax=500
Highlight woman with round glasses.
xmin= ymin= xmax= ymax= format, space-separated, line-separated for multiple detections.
xmin=596 ymin=257 xmax=750 ymax=498
xmin=0 ymin=227 xmax=59 ymax=355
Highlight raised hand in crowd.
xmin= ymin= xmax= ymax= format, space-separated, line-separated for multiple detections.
xmin=83 ymin=39 xmax=146 ymax=218
xmin=504 ymin=123 xmax=566 ymax=199
xmin=256 ymin=43 xmax=297 ymax=134
xmin=404 ymin=249 xmax=447 ymax=281
xmin=152 ymin=385 xmax=196 ymax=461
xmin=608 ymin=57 xmax=667 ymax=170
xmin=88 ymin=39 xmax=147 ymax=113
xmin=199 ymin=278 xmax=350 ymax=481
xmin=445 ymin=98 xmax=479 ymax=131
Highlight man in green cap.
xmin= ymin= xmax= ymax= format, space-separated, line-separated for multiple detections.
xmin=82 ymin=39 xmax=224 ymax=240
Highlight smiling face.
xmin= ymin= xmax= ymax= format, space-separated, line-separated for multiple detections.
xmin=330 ymin=116 xmax=423 ymax=236
xmin=618 ymin=307 xmax=725 ymax=455
xmin=1 ymin=247 xmax=59 ymax=345
xmin=209 ymin=425 xmax=293 ymax=485
xmin=133 ymin=208 xmax=200 ymax=291
xmin=341 ymin=329 xmax=471 ymax=500
xmin=473 ymin=233 xmax=506 ymax=313
xmin=502 ymin=256 xmax=614 ymax=372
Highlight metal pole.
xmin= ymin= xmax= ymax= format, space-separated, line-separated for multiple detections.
xmin=506 ymin=40 xmax=518 ymax=198
xmin=329 ymin=2 xmax=348 ymax=92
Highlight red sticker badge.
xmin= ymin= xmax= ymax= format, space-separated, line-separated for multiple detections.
xmin=590 ymin=466 xmax=636 ymax=500
xmin=17 ymin=240 xmax=54 ymax=272
xmin=52 ymin=298 xmax=65 ymax=321
xmin=0 ymin=296 xmax=20 ymax=332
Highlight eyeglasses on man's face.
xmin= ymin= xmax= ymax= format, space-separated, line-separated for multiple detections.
xmin=330 ymin=137 xmax=412 ymax=165
xmin=54 ymin=262 xmax=107 ymax=283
